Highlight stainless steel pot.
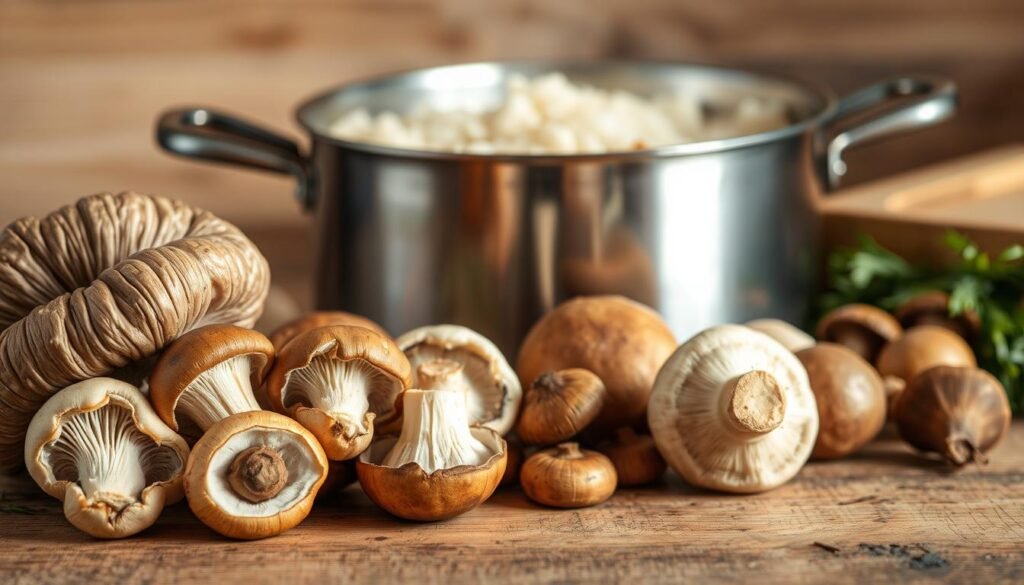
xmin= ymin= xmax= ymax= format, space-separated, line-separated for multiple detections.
xmin=156 ymin=61 xmax=956 ymax=354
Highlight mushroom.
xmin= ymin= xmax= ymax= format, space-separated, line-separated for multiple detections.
xmin=516 ymin=368 xmax=606 ymax=446
xmin=520 ymin=443 xmax=617 ymax=508
xmin=316 ymin=460 xmax=358 ymax=500
xmin=148 ymin=324 xmax=273 ymax=441
xmin=184 ymin=410 xmax=328 ymax=539
xmin=356 ymin=360 xmax=507 ymax=521
xmin=269 ymin=311 xmax=388 ymax=350
xmin=895 ymin=366 xmax=1011 ymax=466
xmin=816 ymin=303 xmax=902 ymax=362
xmin=0 ymin=192 xmax=269 ymax=469
xmin=647 ymin=325 xmax=819 ymax=493
xmin=266 ymin=325 xmax=412 ymax=461
xmin=795 ymin=343 xmax=886 ymax=459
xmin=895 ymin=291 xmax=981 ymax=343
xmin=745 ymin=319 xmax=815 ymax=353
xmin=597 ymin=427 xmax=667 ymax=486
xmin=516 ymin=296 xmax=676 ymax=434
xmin=876 ymin=325 xmax=977 ymax=386
xmin=24 ymin=378 xmax=190 ymax=538
xmin=500 ymin=439 xmax=525 ymax=487
xmin=397 ymin=324 xmax=521 ymax=436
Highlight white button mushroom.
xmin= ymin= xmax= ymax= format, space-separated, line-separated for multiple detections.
xmin=24 ymin=378 xmax=190 ymax=538
xmin=745 ymin=318 xmax=815 ymax=353
xmin=648 ymin=324 xmax=819 ymax=493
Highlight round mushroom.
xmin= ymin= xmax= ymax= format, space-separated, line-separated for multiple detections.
xmin=895 ymin=291 xmax=981 ymax=342
xmin=520 ymin=443 xmax=617 ymax=508
xmin=648 ymin=325 xmax=819 ymax=493
xmin=817 ymin=303 xmax=902 ymax=362
xmin=397 ymin=324 xmax=521 ymax=436
xmin=185 ymin=410 xmax=328 ymax=539
xmin=149 ymin=324 xmax=273 ymax=440
xmin=269 ymin=311 xmax=388 ymax=350
xmin=356 ymin=364 xmax=507 ymax=521
xmin=795 ymin=343 xmax=886 ymax=459
xmin=597 ymin=427 xmax=667 ymax=486
xmin=24 ymin=378 xmax=190 ymax=539
xmin=516 ymin=296 xmax=676 ymax=434
xmin=266 ymin=325 xmax=411 ymax=461
xmin=745 ymin=319 xmax=815 ymax=353
xmin=876 ymin=325 xmax=977 ymax=385
xmin=516 ymin=368 xmax=606 ymax=446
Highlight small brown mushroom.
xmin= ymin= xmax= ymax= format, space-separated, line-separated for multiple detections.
xmin=895 ymin=366 xmax=1011 ymax=466
xmin=876 ymin=325 xmax=977 ymax=385
xmin=817 ymin=303 xmax=903 ymax=362
xmin=520 ymin=443 xmax=617 ymax=508
xmin=499 ymin=440 xmax=524 ymax=487
xmin=269 ymin=311 xmax=388 ymax=350
xmin=796 ymin=343 xmax=886 ymax=459
xmin=516 ymin=369 xmax=606 ymax=446
xmin=597 ymin=428 xmax=666 ymax=486
xmin=895 ymin=291 xmax=981 ymax=342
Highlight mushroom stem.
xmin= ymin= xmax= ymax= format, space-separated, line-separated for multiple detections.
xmin=416 ymin=359 xmax=466 ymax=390
xmin=555 ymin=442 xmax=584 ymax=459
xmin=724 ymin=371 xmax=787 ymax=435
xmin=831 ymin=328 xmax=874 ymax=363
xmin=228 ymin=446 xmax=289 ymax=503
xmin=382 ymin=388 xmax=491 ymax=473
xmin=945 ymin=435 xmax=987 ymax=466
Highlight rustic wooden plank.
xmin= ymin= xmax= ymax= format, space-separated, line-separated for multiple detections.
xmin=1 ymin=423 xmax=1023 ymax=584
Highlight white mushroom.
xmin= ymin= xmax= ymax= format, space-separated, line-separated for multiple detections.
xmin=648 ymin=324 xmax=819 ymax=493
xmin=745 ymin=319 xmax=815 ymax=352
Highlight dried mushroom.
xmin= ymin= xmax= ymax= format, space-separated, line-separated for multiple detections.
xmin=817 ymin=303 xmax=902 ymax=362
xmin=269 ymin=311 xmax=388 ymax=350
xmin=24 ymin=378 xmax=190 ymax=539
xmin=520 ymin=443 xmax=617 ymax=508
xmin=745 ymin=319 xmax=815 ymax=353
xmin=0 ymin=192 xmax=269 ymax=469
xmin=648 ymin=325 xmax=818 ymax=493
xmin=397 ymin=324 xmax=521 ymax=436
xmin=267 ymin=325 xmax=412 ymax=460
xmin=517 ymin=368 xmax=605 ymax=446
xmin=185 ymin=411 xmax=328 ymax=539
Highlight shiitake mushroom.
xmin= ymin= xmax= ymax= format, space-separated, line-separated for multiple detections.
xmin=516 ymin=369 xmax=606 ymax=446
xmin=520 ymin=443 xmax=617 ymax=508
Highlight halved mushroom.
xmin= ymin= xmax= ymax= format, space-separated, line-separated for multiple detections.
xmin=148 ymin=324 xmax=273 ymax=441
xmin=269 ymin=311 xmax=388 ymax=350
xmin=24 ymin=378 xmax=189 ymax=539
xmin=184 ymin=410 xmax=328 ymax=539
xmin=266 ymin=325 xmax=412 ymax=460
xmin=648 ymin=325 xmax=819 ymax=493
xmin=745 ymin=319 xmax=815 ymax=353
xmin=397 ymin=324 xmax=521 ymax=436
xmin=817 ymin=303 xmax=902 ymax=362
xmin=356 ymin=360 xmax=506 ymax=521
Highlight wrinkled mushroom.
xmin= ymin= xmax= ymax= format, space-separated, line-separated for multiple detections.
xmin=517 ymin=296 xmax=676 ymax=433
xmin=817 ymin=303 xmax=902 ymax=362
xmin=517 ymin=369 xmax=606 ymax=446
xmin=876 ymin=325 xmax=977 ymax=385
xmin=0 ymin=192 xmax=269 ymax=469
xmin=397 ymin=324 xmax=521 ymax=436
xmin=266 ymin=325 xmax=412 ymax=460
xmin=149 ymin=324 xmax=273 ymax=440
xmin=185 ymin=411 xmax=328 ymax=539
xmin=24 ymin=378 xmax=190 ymax=538
xmin=520 ymin=443 xmax=617 ymax=508
xmin=357 ymin=361 xmax=506 ymax=521
xmin=745 ymin=319 xmax=815 ymax=353
xmin=648 ymin=325 xmax=818 ymax=493
xmin=269 ymin=311 xmax=388 ymax=350
xmin=895 ymin=291 xmax=981 ymax=342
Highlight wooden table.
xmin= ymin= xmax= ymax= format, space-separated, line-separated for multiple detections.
xmin=1 ymin=424 xmax=1022 ymax=584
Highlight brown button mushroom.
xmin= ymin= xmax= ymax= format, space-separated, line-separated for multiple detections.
xmin=357 ymin=363 xmax=507 ymax=521
xmin=24 ymin=378 xmax=190 ymax=539
xmin=516 ymin=296 xmax=677 ymax=434
xmin=397 ymin=324 xmax=521 ymax=436
xmin=185 ymin=410 xmax=328 ymax=539
xmin=817 ymin=303 xmax=902 ymax=362
xmin=266 ymin=325 xmax=412 ymax=461
xmin=520 ymin=443 xmax=617 ymax=508
xmin=648 ymin=325 xmax=819 ymax=493
xmin=269 ymin=311 xmax=388 ymax=350
xmin=745 ymin=319 xmax=815 ymax=353
xmin=876 ymin=325 xmax=977 ymax=385
xmin=795 ymin=343 xmax=886 ymax=459
xmin=895 ymin=291 xmax=981 ymax=342
xmin=517 ymin=368 xmax=606 ymax=446
xmin=149 ymin=324 xmax=273 ymax=440
xmin=597 ymin=427 xmax=666 ymax=486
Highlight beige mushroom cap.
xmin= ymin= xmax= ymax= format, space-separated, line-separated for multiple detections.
xmin=648 ymin=324 xmax=818 ymax=493
xmin=397 ymin=324 xmax=522 ymax=436
xmin=745 ymin=319 xmax=815 ymax=353
xmin=24 ymin=377 xmax=189 ymax=539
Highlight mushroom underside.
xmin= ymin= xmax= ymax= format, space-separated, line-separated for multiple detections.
xmin=281 ymin=356 xmax=403 ymax=431
xmin=177 ymin=357 xmax=262 ymax=431
xmin=404 ymin=343 xmax=506 ymax=426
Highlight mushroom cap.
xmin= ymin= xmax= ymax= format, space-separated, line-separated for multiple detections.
xmin=516 ymin=296 xmax=676 ymax=433
xmin=894 ymin=291 xmax=981 ymax=342
xmin=520 ymin=443 xmax=618 ymax=508
xmin=816 ymin=303 xmax=902 ymax=361
xmin=24 ymin=377 xmax=189 ymax=539
xmin=356 ymin=428 xmax=506 ymax=521
xmin=149 ymin=324 xmax=274 ymax=431
xmin=876 ymin=325 xmax=977 ymax=383
xmin=648 ymin=324 xmax=818 ymax=493
xmin=184 ymin=411 xmax=328 ymax=540
xmin=745 ymin=319 xmax=815 ymax=353
xmin=795 ymin=343 xmax=886 ymax=459
xmin=517 ymin=368 xmax=606 ymax=446
xmin=0 ymin=192 xmax=269 ymax=469
xmin=397 ymin=324 xmax=521 ymax=436
xmin=269 ymin=311 xmax=388 ymax=350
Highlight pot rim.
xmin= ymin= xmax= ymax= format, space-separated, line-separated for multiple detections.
xmin=293 ymin=59 xmax=838 ymax=162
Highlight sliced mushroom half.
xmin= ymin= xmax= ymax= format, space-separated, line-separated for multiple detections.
xmin=24 ymin=378 xmax=190 ymax=538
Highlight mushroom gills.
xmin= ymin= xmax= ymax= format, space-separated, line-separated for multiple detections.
xmin=282 ymin=356 xmax=402 ymax=435
xmin=45 ymin=402 xmax=182 ymax=510
xmin=382 ymin=387 xmax=492 ymax=474
xmin=178 ymin=358 xmax=262 ymax=431
xmin=405 ymin=343 xmax=506 ymax=427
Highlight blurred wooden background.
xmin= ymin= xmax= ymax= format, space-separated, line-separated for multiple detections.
xmin=2 ymin=0 xmax=1023 ymax=310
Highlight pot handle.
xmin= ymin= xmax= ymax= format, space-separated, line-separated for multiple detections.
xmin=155 ymin=108 xmax=315 ymax=209
xmin=822 ymin=76 xmax=957 ymax=190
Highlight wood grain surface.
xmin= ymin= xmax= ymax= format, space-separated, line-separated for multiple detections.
xmin=1 ymin=423 xmax=1022 ymax=584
